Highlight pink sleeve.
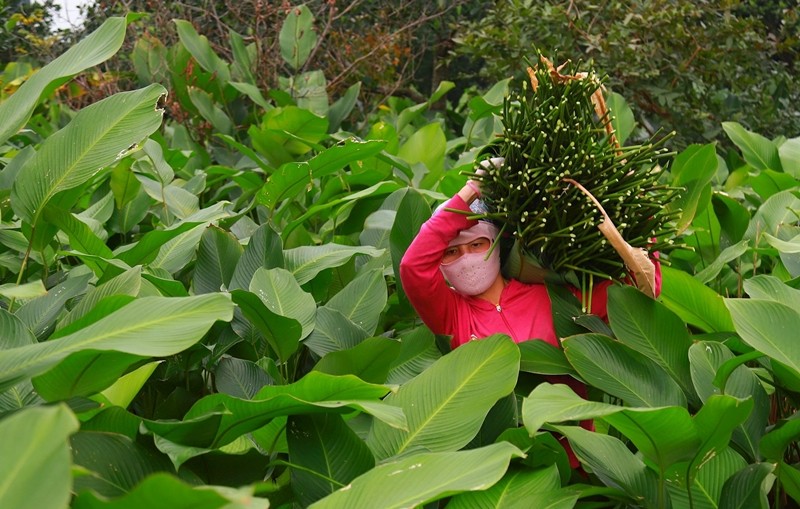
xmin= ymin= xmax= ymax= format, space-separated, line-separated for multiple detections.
xmin=398 ymin=195 xmax=477 ymax=335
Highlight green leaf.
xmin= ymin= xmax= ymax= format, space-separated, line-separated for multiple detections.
xmin=689 ymin=342 xmax=769 ymax=461
xmin=16 ymin=272 xmax=92 ymax=339
xmin=101 ymin=361 xmax=161 ymax=409
xmin=390 ymin=188 xmax=432 ymax=308
xmin=553 ymin=425 xmax=661 ymax=507
xmin=669 ymin=144 xmax=719 ymax=234
xmin=0 ymin=280 xmax=47 ymax=301
xmin=59 ymin=266 xmax=142 ymax=330
xmin=691 ymin=395 xmax=754 ymax=477
xmin=313 ymin=337 xmax=402 ymax=384
xmin=142 ymin=371 xmax=402 ymax=449
xmin=71 ymin=431 xmax=175 ymax=498
xmin=174 ymin=19 xmax=231 ymax=82
xmin=72 ymin=472 xmax=267 ymax=509
xmin=302 ymin=306 xmax=368 ymax=357
xmin=11 ymin=84 xmax=166 ymax=226
xmin=607 ymin=91 xmax=635 ymax=145
xmin=667 ymin=447 xmax=747 ymax=509
xmin=778 ymin=136 xmax=800 ymax=178
xmin=518 ymin=339 xmax=574 ymax=376
xmin=725 ymin=298 xmax=800 ymax=374
xmin=722 ymin=122 xmax=782 ymax=172
xmin=149 ymin=223 xmax=207 ymax=274
xmin=215 ymin=356 xmax=271 ymax=399
xmin=0 ymin=405 xmax=79 ymax=509
xmin=759 ymin=413 xmax=800 ymax=462
xmin=328 ymin=82 xmax=361 ymax=132
xmin=187 ymin=87 xmax=233 ymax=135
xmin=695 ymin=239 xmax=750 ymax=284
xmin=33 ymin=350 xmax=147 ymax=401
xmin=607 ymin=285 xmax=696 ymax=403
xmin=193 ymin=225 xmax=243 ymax=294
xmin=309 ymin=442 xmax=524 ymax=509
xmin=229 ymin=223 xmax=284 ymax=291
xmin=0 ymin=17 xmax=128 ymax=146
xmin=230 ymin=289 xmax=302 ymax=362
xmin=279 ymin=4 xmax=317 ymax=70
xmin=325 ymin=268 xmax=386 ymax=335
xmin=718 ymin=463 xmax=774 ymax=509
xmin=386 ymin=326 xmax=440 ymax=385
xmin=284 ymin=244 xmax=385 ymax=285
xmin=249 ymin=106 xmax=328 ymax=167
xmin=744 ymin=190 xmax=800 ymax=241
xmin=563 ymin=333 xmax=687 ymax=407
xmin=661 ymin=266 xmax=735 ymax=333
xmin=367 ymin=335 xmax=519 ymax=460
xmin=288 ymin=413 xmax=375 ymax=507
xmin=0 ymin=294 xmax=234 ymax=390
xmin=249 ymin=267 xmax=316 ymax=338
xmin=399 ymin=123 xmax=446 ymax=188
xmin=447 ymin=465 xmax=577 ymax=509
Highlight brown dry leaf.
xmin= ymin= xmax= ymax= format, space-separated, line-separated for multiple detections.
xmin=564 ymin=178 xmax=657 ymax=298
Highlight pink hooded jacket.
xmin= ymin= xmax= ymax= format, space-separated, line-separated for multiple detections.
xmin=399 ymin=194 xmax=662 ymax=350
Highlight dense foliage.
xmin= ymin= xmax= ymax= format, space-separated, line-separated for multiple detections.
xmin=1 ymin=8 xmax=800 ymax=509
xmin=450 ymin=0 xmax=800 ymax=150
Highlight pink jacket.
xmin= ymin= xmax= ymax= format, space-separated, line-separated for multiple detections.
xmin=399 ymin=195 xmax=630 ymax=350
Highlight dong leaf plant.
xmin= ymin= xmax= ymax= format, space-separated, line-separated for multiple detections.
xmin=1 ymin=6 xmax=800 ymax=509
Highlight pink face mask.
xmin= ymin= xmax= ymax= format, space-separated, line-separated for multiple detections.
xmin=440 ymin=245 xmax=501 ymax=296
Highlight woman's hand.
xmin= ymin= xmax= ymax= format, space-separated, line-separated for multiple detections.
xmin=457 ymin=157 xmax=504 ymax=204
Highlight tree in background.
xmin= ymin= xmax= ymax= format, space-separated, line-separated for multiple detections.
xmin=449 ymin=0 xmax=800 ymax=149
xmin=0 ymin=0 xmax=67 ymax=63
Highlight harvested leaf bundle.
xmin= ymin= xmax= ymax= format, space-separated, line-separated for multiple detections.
xmin=472 ymin=55 xmax=680 ymax=288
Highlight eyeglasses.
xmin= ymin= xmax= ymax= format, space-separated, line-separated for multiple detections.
xmin=441 ymin=237 xmax=492 ymax=265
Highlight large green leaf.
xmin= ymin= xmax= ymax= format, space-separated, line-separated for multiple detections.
xmin=518 ymin=339 xmax=574 ymax=376
xmin=563 ymin=333 xmax=687 ymax=407
xmin=58 ymin=266 xmax=143 ymax=330
xmin=230 ymin=289 xmax=302 ymax=362
xmin=71 ymin=431 xmax=175 ymax=498
xmin=722 ymin=122 xmax=782 ymax=173
xmin=16 ymin=272 xmax=92 ymax=339
xmin=313 ymin=337 xmax=402 ymax=384
xmin=386 ymin=325 xmax=440 ymax=385
xmin=33 ymin=350 xmax=147 ymax=401
xmin=522 ymin=383 xmax=699 ymax=470
xmin=669 ymin=143 xmax=719 ymax=234
xmin=284 ymin=244 xmax=384 ymax=285
xmin=660 ymin=266 xmax=735 ymax=333
xmin=718 ymin=463 xmax=774 ymax=509
xmin=192 ymin=225 xmax=243 ymax=294
xmin=249 ymin=267 xmax=316 ymax=339
xmin=302 ymin=306 xmax=369 ymax=357
xmin=0 ymin=405 xmax=79 ymax=509
xmin=229 ymin=223 xmax=284 ymax=291
xmin=174 ymin=19 xmax=231 ymax=82
xmin=667 ymin=447 xmax=748 ymax=509
xmin=72 ymin=472 xmax=268 ymax=509
xmin=142 ymin=372 xmax=403 ymax=449
xmin=0 ymin=17 xmax=128 ymax=145
xmin=214 ymin=356 xmax=271 ymax=399
xmin=249 ymin=106 xmax=328 ymax=167
xmin=309 ymin=442 xmax=524 ymax=509
xmin=390 ymin=188 xmax=432 ymax=308
xmin=743 ymin=275 xmax=800 ymax=308
xmin=288 ymin=413 xmax=375 ymax=506
xmin=279 ymin=4 xmax=317 ymax=70
xmin=11 ymin=84 xmax=166 ymax=226
xmin=760 ymin=414 xmax=800 ymax=462
xmin=367 ymin=335 xmax=519 ymax=460
xmin=689 ymin=342 xmax=769 ymax=461
xmin=744 ymin=190 xmax=800 ymax=241
xmin=324 ymin=268 xmax=386 ymax=335
xmin=607 ymin=285 xmax=696 ymax=403
xmin=399 ymin=123 xmax=446 ymax=188
xmin=554 ymin=425 xmax=662 ymax=507
xmin=0 ymin=294 xmax=233 ymax=390
xmin=694 ymin=239 xmax=750 ymax=284
xmin=446 ymin=465 xmax=578 ymax=509
xmin=725 ymin=298 xmax=800 ymax=374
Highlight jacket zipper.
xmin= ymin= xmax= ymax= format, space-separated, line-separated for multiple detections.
xmin=496 ymin=304 xmax=518 ymax=342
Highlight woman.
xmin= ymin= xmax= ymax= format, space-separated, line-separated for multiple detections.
xmin=399 ymin=172 xmax=658 ymax=350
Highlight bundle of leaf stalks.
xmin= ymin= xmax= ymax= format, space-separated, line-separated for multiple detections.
xmin=469 ymin=55 xmax=681 ymax=292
